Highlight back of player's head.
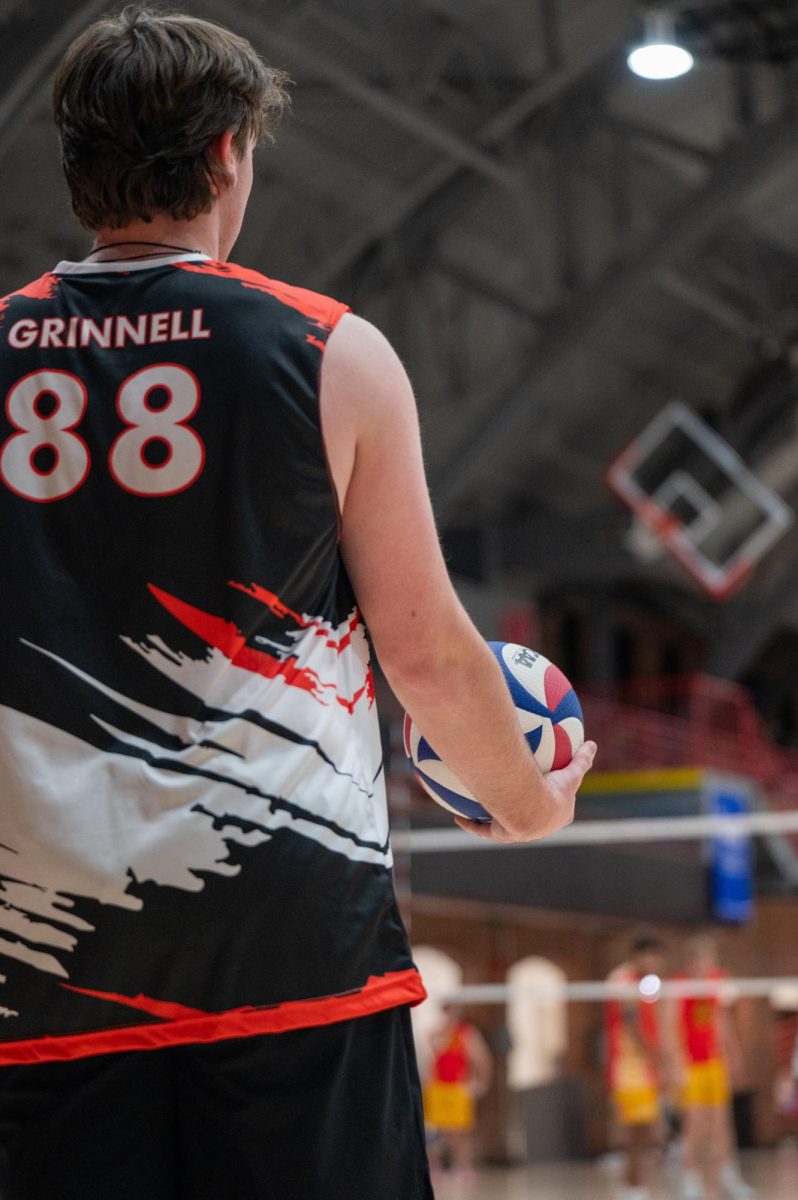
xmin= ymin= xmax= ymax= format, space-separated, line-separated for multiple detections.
xmin=683 ymin=932 xmax=719 ymax=968
xmin=629 ymin=933 xmax=665 ymax=959
xmin=52 ymin=5 xmax=289 ymax=231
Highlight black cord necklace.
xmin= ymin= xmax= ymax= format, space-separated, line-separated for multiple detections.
xmin=85 ymin=239 xmax=204 ymax=261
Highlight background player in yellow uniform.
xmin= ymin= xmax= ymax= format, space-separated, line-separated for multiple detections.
xmin=423 ymin=1003 xmax=493 ymax=1180
xmin=670 ymin=936 xmax=755 ymax=1200
xmin=605 ymin=936 xmax=667 ymax=1200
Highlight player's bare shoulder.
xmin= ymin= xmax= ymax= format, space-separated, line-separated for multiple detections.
xmin=324 ymin=313 xmax=403 ymax=388
xmin=321 ymin=314 xmax=417 ymax=512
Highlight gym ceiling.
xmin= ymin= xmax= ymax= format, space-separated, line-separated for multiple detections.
xmin=3 ymin=0 xmax=798 ymax=676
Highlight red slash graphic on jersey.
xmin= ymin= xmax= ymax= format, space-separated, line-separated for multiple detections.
xmin=230 ymin=581 xmax=361 ymax=656
xmin=149 ymin=583 xmax=372 ymax=710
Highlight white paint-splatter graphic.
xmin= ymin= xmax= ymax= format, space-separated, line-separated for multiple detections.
xmin=0 ymin=594 xmax=390 ymax=987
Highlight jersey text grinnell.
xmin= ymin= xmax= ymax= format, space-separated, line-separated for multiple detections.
xmin=7 ymin=308 xmax=212 ymax=351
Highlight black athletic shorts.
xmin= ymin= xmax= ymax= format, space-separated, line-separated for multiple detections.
xmin=0 ymin=1004 xmax=434 ymax=1200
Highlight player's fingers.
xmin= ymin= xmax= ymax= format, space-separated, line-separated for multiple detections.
xmin=573 ymin=739 xmax=597 ymax=770
xmin=550 ymin=740 xmax=597 ymax=790
xmin=454 ymin=816 xmax=508 ymax=842
xmin=454 ymin=816 xmax=492 ymax=838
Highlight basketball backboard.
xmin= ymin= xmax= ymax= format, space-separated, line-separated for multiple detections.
xmin=608 ymin=402 xmax=794 ymax=599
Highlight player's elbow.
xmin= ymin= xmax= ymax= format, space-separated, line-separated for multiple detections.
xmin=374 ymin=616 xmax=474 ymax=698
xmin=501 ymin=793 xmax=573 ymax=842
xmin=377 ymin=644 xmax=455 ymax=704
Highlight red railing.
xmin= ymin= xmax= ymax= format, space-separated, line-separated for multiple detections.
xmin=581 ymin=674 xmax=798 ymax=817
xmin=396 ymin=674 xmax=798 ymax=864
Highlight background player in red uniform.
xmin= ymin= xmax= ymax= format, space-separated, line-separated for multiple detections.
xmin=423 ymin=1003 xmax=493 ymax=1180
xmin=0 ymin=7 xmax=595 ymax=1198
xmin=669 ymin=935 xmax=754 ymax=1200
xmin=605 ymin=935 xmax=667 ymax=1200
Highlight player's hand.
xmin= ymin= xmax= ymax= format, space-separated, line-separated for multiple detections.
xmin=541 ymin=740 xmax=597 ymax=833
xmin=454 ymin=740 xmax=597 ymax=844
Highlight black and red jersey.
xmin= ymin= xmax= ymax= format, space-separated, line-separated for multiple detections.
xmin=0 ymin=253 xmax=424 ymax=1064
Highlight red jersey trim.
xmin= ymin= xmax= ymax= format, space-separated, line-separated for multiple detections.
xmin=173 ymin=260 xmax=350 ymax=331
xmin=0 ymin=969 xmax=426 ymax=1065
xmin=0 ymin=273 xmax=61 ymax=325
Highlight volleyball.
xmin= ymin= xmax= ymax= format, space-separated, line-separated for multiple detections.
xmin=403 ymin=642 xmax=584 ymax=822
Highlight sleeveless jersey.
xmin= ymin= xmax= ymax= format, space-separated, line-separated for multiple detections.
xmin=605 ymin=966 xmax=661 ymax=1089
xmin=432 ymin=1023 xmax=471 ymax=1085
xmin=0 ymin=253 xmax=424 ymax=1064
xmin=676 ymin=969 xmax=726 ymax=1063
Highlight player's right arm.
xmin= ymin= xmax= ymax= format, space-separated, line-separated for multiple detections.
xmin=467 ymin=1024 xmax=494 ymax=1100
xmin=320 ymin=313 xmax=596 ymax=843
xmin=718 ymin=1001 xmax=745 ymax=1084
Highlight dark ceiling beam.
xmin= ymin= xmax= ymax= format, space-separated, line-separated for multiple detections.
xmin=260 ymin=123 xmax=394 ymax=216
xmin=550 ymin=124 xmax=584 ymax=293
xmin=657 ymin=269 xmax=760 ymax=339
xmin=259 ymin=131 xmax=561 ymax=328
xmin=706 ymin=528 xmax=798 ymax=678
xmin=224 ymin=2 xmax=521 ymax=192
xmin=603 ymin=115 xmax=717 ymax=170
xmin=0 ymin=0 xmax=110 ymax=164
xmin=428 ymin=253 xmax=546 ymax=322
xmin=430 ymin=108 xmax=798 ymax=525
xmin=307 ymin=44 xmax=624 ymax=291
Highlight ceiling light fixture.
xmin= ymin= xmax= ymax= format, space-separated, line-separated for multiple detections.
xmin=627 ymin=8 xmax=695 ymax=81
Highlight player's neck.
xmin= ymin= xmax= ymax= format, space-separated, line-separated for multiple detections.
xmin=90 ymin=214 xmax=221 ymax=261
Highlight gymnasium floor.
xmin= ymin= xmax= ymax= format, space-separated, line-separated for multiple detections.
xmin=433 ymin=1147 xmax=798 ymax=1198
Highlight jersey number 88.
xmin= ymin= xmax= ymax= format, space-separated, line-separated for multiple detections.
xmin=0 ymin=364 xmax=204 ymax=502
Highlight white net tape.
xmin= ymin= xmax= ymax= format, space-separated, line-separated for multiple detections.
xmin=391 ymin=809 xmax=798 ymax=853
xmin=428 ymin=976 xmax=798 ymax=1006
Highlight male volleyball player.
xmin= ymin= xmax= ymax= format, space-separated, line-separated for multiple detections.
xmin=423 ymin=1003 xmax=493 ymax=1180
xmin=0 ymin=7 xmax=596 ymax=1198
xmin=605 ymin=935 xmax=667 ymax=1200
xmin=670 ymin=936 xmax=755 ymax=1200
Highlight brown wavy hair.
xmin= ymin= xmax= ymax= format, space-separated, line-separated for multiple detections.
xmin=53 ymin=5 xmax=289 ymax=230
